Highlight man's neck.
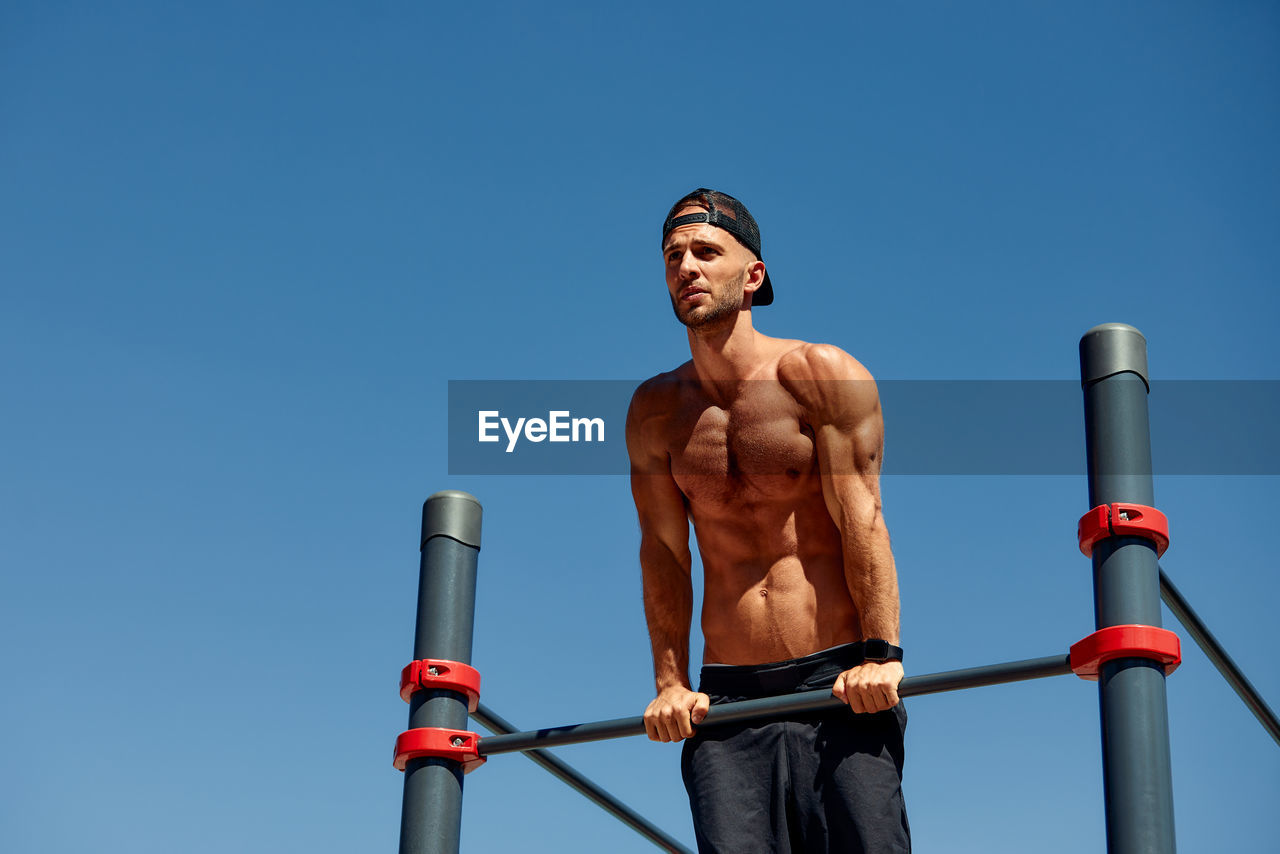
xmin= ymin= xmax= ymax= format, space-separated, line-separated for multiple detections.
xmin=686 ymin=311 xmax=769 ymax=388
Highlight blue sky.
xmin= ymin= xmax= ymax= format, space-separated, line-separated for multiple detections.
xmin=3 ymin=2 xmax=1277 ymax=852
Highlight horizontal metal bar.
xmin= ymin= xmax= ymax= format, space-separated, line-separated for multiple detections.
xmin=471 ymin=704 xmax=693 ymax=853
xmin=1159 ymin=566 xmax=1280 ymax=747
xmin=479 ymin=654 xmax=1072 ymax=756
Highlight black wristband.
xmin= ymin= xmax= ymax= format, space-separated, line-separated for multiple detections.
xmin=859 ymin=639 xmax=904 ymax=663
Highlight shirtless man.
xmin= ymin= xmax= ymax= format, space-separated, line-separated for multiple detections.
xmin=626 ymin=189 xmax=910 ymax=853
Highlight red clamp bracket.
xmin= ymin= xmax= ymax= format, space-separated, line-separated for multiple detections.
xmin=399 ymin=659 xmax=481 ymax=711
xmin=393 ymin=727 xmax=485 ymax=773
xmin=1078 ymin=503 xmax=1170 ymax=558
xmin=1070 ymin=624 xmax=1182 ymax=681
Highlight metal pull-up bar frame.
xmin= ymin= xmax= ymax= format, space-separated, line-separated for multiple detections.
xmin=395 ymin=324 xmax=1278 ymax=854
xmin=476 ymin=655 xmax=1072 ymax=757
xmin=1158 ymin=567 xmax=1280 ymax=746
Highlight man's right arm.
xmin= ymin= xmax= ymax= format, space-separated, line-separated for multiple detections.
xmin=626 ymin=385 xmax=710 ymax=743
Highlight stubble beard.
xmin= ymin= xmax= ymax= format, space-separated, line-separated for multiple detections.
xmin=670 ymin=273 xmax=746 ymax=331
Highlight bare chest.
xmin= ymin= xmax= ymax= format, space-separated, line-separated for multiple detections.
xmin=669 ymin=392 xmax=818 ymax=510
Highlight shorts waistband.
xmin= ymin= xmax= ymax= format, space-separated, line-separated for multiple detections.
xmin=697 ymin=642 xmax=868 ymax=700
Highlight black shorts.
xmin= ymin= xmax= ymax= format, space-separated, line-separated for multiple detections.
xmin=681 ymin=643 xmax=911 ymax=854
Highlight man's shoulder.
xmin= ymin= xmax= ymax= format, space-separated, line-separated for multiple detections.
xmin=630 ymin=361 xmax=694 ymax=407
xmin=775 ymin=341 xmax=874 ymax=384
xmin=775 ymin=341 xmax=879 ymax=426
xmin=626 ymin=363 xmax=694 ymax=462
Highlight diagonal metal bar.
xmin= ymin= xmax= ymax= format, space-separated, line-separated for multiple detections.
xmin=479 ymin=654 xmax=1072 ymax=756
xmin=471 ymin=704 xmax=694 ymax=854
xmin=1159 ymin=566 xmax=1280 ymax=747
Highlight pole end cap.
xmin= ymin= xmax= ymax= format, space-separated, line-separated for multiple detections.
xmin=1079 ymin=323 xmax=1149 ymax=389
xmin=422 ymin=491 xmax=483 ymax=550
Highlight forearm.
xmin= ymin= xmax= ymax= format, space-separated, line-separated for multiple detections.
xmin=641 ymin=544 xmax=694 ymax=691
xmin=842 ymin=515 xmax=901 ymax=645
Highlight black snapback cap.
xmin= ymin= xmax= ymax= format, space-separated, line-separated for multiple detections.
xmin=661 ymin=188 xmax=773 ymax=306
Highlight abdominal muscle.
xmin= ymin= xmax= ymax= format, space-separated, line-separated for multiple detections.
xmin=692 ymin=505 xmax=862 ymax=666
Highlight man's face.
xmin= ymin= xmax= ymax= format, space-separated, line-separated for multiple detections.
xmin=661 ymin=207 xmax=759 ymax=330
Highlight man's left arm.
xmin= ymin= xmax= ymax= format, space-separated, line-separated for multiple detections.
xmin=780 ymin=343 xmax=903 ymax=714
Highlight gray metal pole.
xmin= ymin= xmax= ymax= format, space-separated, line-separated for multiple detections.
xmin=1080 ymin=324 xmax=1177 ymax=854
xmin=399 ymin=491 xmax=483 ymax=854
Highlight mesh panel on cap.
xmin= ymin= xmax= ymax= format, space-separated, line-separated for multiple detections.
xmin=662 ymin=189 xmax=760 ymax=257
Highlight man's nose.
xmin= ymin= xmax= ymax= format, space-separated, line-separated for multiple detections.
xmin=678 ymin=252 xmax=699 ymax=280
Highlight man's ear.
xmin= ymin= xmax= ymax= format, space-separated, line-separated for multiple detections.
xmin=742 ymin=259 xmax=767 ymax=296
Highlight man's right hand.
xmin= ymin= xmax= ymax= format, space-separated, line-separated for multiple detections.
xmin=643 ymin=686 xmax=711 ymax=742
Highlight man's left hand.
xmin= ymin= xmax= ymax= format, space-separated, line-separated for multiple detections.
xmin=832 ymin=660 xmax=904 ymax=714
